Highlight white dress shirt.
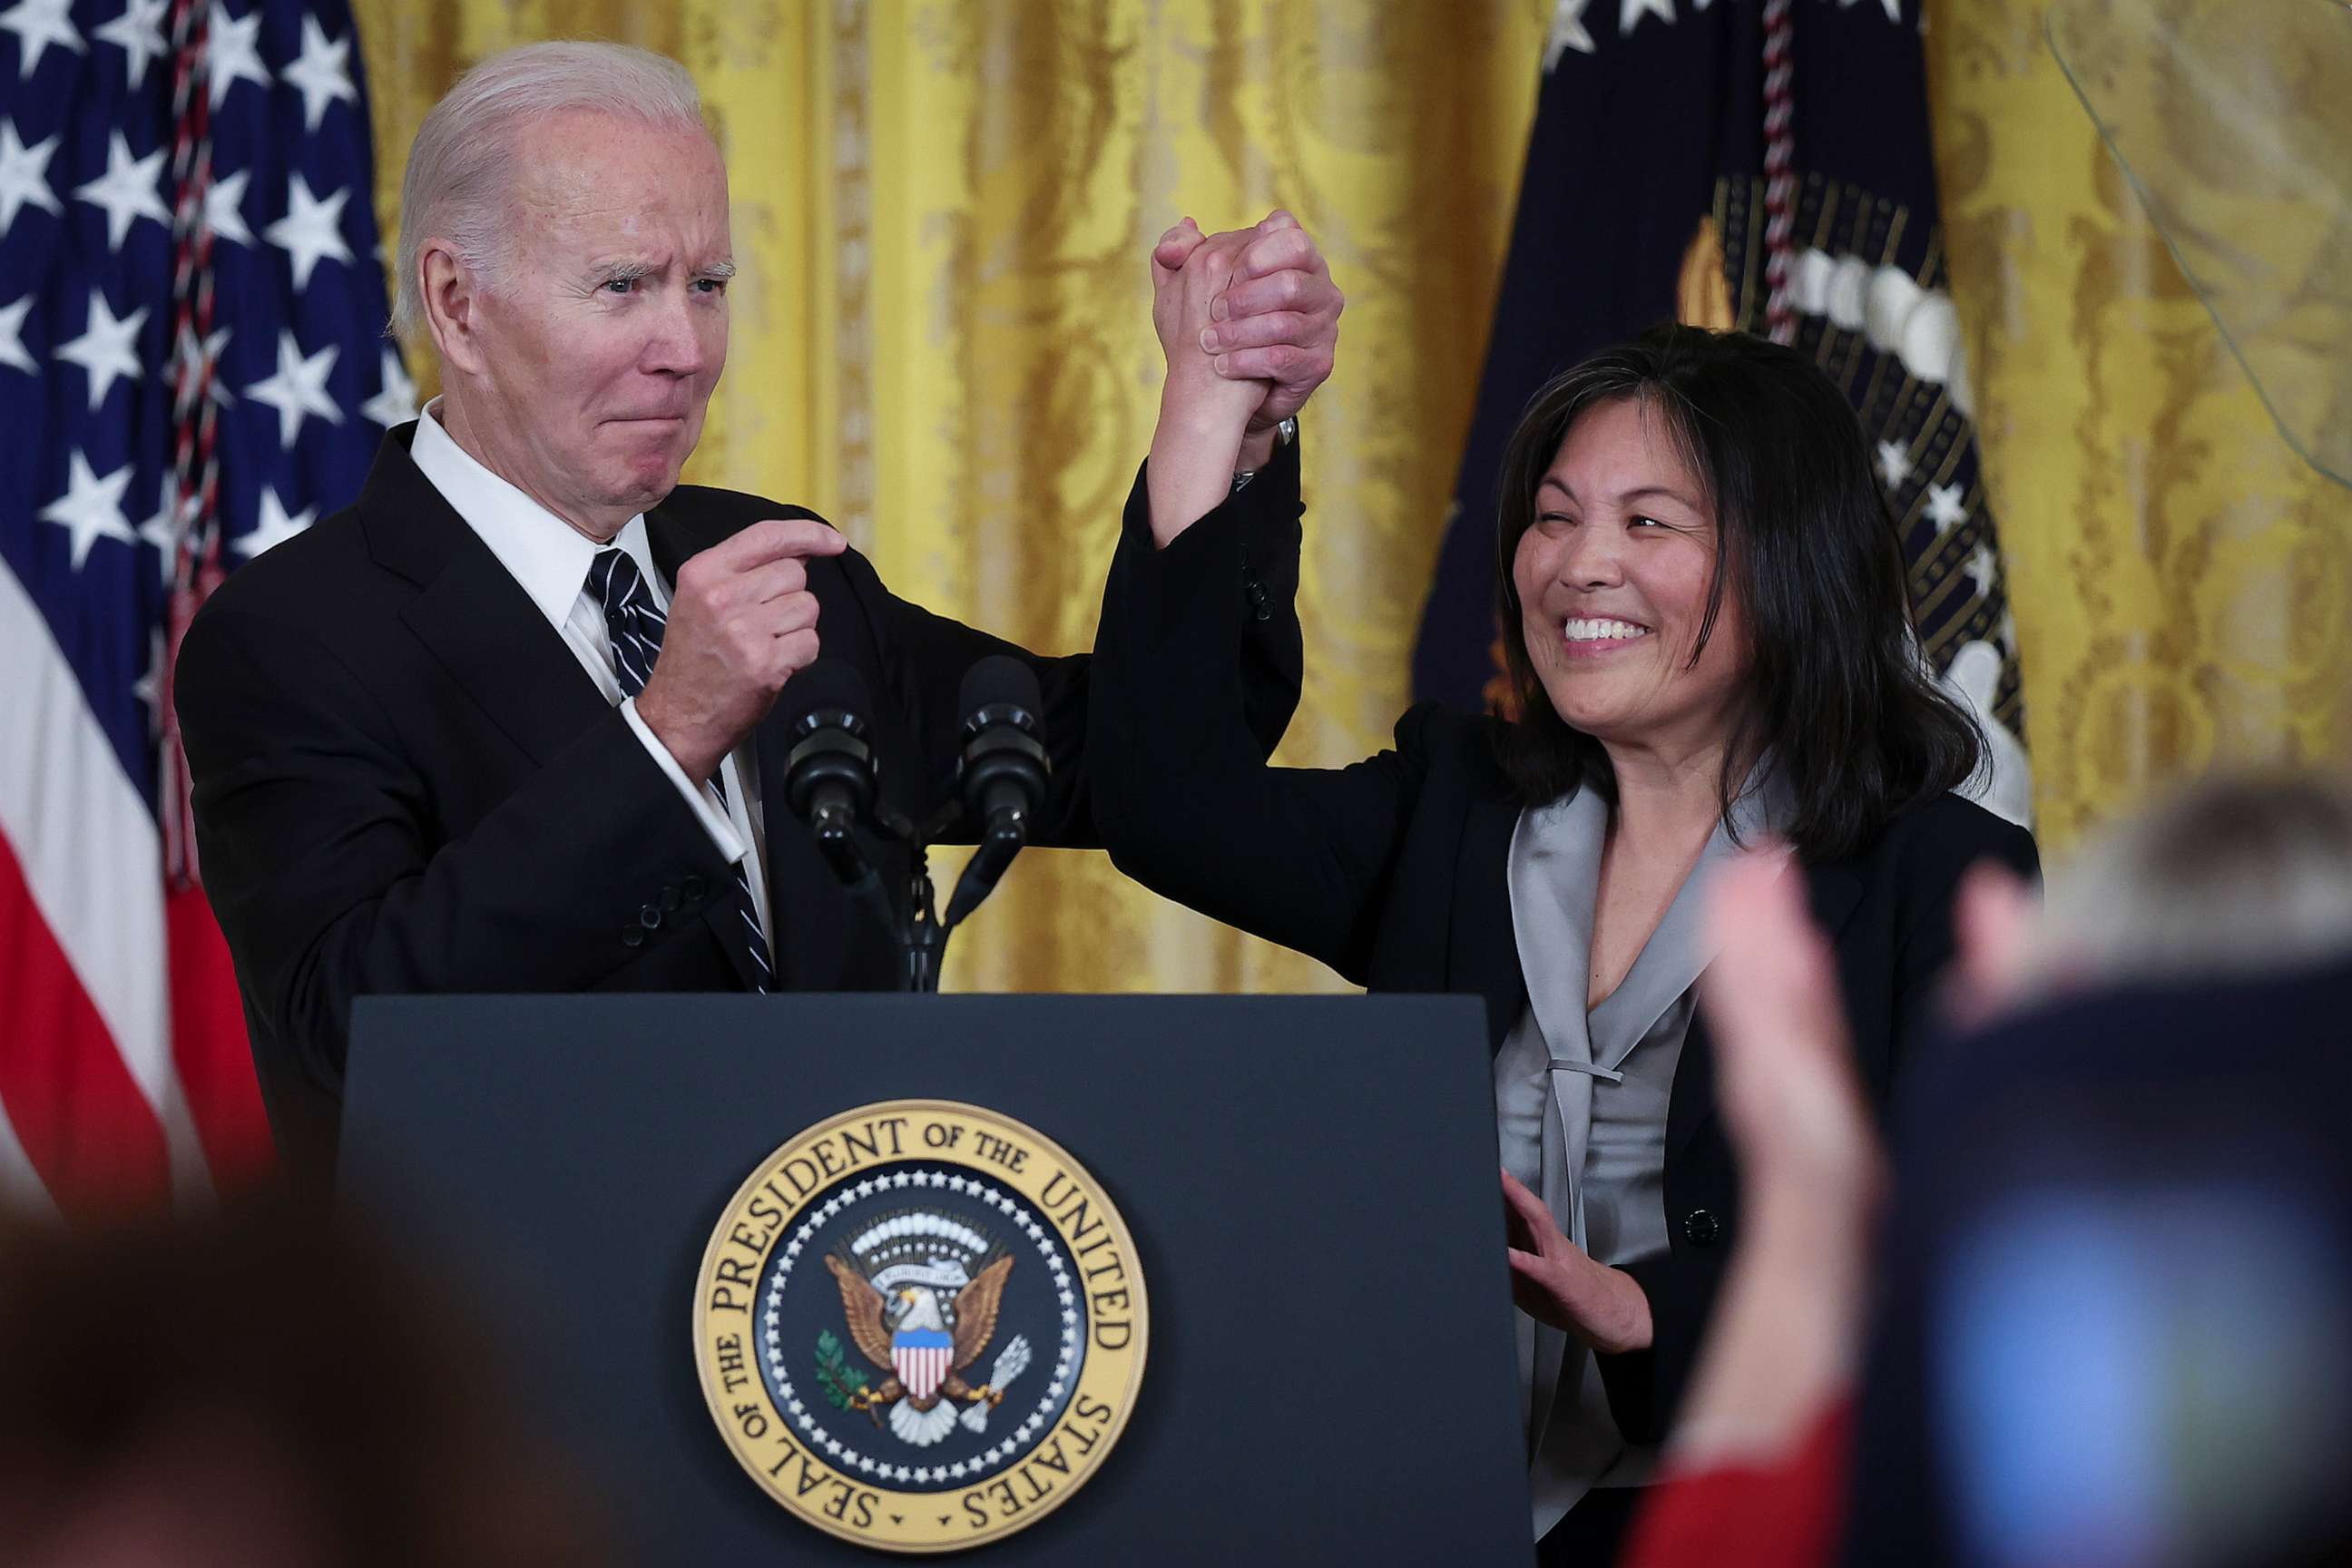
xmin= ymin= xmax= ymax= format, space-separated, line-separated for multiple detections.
xmin=407 ymin=401 xmax=774 ymax=950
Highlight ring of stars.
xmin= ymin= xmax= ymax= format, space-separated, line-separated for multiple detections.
xmin=757 ymin=1167 xmax=1083 ymax=1492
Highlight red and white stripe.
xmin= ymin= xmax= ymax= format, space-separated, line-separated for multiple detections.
xmin=1761 ymin=0 xmax=1798 ymax=345
xmin=0 ymin=560 xmax=270 ymax=1223
xmin=2 ymin=567 xmax=184 ymax=1216
xmin=894 ymin=1342 xmax=953 ymax=1401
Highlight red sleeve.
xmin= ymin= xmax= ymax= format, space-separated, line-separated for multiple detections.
xmin=1618 ymin=1400 xmax=1854 ymax=1568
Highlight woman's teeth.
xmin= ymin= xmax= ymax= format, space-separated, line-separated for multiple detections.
xmin=1563 ymin=618 xmax=1651 ymax=642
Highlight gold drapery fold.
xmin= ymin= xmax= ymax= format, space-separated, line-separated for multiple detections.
xmin=1925 ymin=3 xmax=2351 ymax=848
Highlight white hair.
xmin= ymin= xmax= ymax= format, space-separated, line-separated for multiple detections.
xmin=392 ymin=41 xmax=710 ymax=340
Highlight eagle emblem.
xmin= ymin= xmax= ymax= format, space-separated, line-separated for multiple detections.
xmin=819 ymin=1212 xmax=1034 ymax=1447
xmin=695 ymin=1102 xmax=1152 ymax=1552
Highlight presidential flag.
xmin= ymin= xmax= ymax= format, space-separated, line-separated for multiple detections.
xmin=0 ymin=0 xmax=410 ymax=1217
xmin=1414 ymin=0 xmax=2030 ymax=823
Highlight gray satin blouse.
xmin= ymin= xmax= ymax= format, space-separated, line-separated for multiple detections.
xmin=1495 ymin=772 xmax=1785 ymax=1540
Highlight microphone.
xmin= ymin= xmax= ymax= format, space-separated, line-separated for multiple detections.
xmin=941 ymin=656 xmax=1050 ymax=930
xmin=780 ymin=660 xmax=878 ymax=891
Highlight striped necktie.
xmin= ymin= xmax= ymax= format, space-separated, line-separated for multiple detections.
xmin=587 ymin=547 xmax=773 ymax=994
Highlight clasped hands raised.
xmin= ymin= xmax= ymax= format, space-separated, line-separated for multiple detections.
xmin=1144 ymin=211 xmax=1343 ymax=544
xmin=1151 ymin=210 xmax=1342 ymax=458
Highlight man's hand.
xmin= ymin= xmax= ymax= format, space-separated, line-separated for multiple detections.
xmin=1152 ymin=210 xmax=1342 ymax=460
xmin=1141 ymin=210 xmax=1340 ymax=541
xmin=635 ymin=517 xmax=847 ymax=785
xmin=1150 ymin=218 xmax=1263 ymax=440
xmin=1501 ymin=1168 xmax=1654 ymax=1353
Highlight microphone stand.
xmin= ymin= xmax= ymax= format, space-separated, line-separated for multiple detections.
xmin=903 ymin=871 xmax=946 ymax=994
xmin=871 ymin=801 xmax=964 ymax=995
xmin=802 ymin=796 xmax=1011 ymax=995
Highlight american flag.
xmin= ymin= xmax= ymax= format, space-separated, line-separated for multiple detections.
xmin=0 ymin=0 xmax=407 ymax=1218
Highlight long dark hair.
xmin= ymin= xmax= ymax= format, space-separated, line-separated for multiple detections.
xmin=1492 ymin=323 xmax=1983 ymax=862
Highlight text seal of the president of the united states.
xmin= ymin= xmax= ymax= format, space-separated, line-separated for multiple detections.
xmin=694 ymin=1099 xmax=1149 ymax=1553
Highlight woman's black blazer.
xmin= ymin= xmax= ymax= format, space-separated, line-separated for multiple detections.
xmin=1089 ymin=451 xmax=2040 ymax=1442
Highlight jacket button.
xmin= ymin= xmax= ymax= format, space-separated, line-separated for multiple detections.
xmin=681 ymin=874 xmax=708 ymax=901
xmin=662 ymin=883 xmax=683 ymax=912
xmin=639 ymin=903 xmax=664 ymax=930
xmin=1681 ymin=1209 xmax=1722 ymax=1247
xmin=621 ymin=926 xmax=645 ymax=948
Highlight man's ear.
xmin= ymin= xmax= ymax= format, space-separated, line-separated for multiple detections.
xmin=419 ymin=240 xmax=488 ymax=377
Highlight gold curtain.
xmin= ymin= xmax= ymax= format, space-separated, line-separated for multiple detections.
xmin=353 ymin=0 xmax=2351 ymax=988
xmin=353 ymin=0 xmax=1549 ymax=993
xmin=1925 ymin=3 xmax=2352 ymax=849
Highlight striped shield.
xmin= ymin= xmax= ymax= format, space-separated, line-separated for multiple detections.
xmin=892 ymin=1328 xmax=954 ymax=1400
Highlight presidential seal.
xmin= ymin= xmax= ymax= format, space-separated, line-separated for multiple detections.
xmin=692 ymin=1100 xmax=1148 ymax=1553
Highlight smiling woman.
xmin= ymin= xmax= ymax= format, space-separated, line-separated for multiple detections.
xmin=1491 ymin=328 xmax=1984 ymax=863
xmin=1508 ymin=397 xmax=1749 ymax=789
xmin=1088 ymin=313 xmax=2039 ymax=1560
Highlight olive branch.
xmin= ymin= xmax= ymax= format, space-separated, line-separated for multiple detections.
xmin=813 ymin=1330 xmax=870 ymax=1411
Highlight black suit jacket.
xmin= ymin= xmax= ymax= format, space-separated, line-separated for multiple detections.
xmin=1089 ymin=475 xmax=2039 ymax=1443
xmin=177 ymin=426 xmax=1305 ymax=1185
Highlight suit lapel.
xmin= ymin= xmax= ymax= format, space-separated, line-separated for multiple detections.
xmin=367 ymin=431 xmax=760 ymax=990
xmin=362 ymin=428 xmax=610 ymax=768
xmin=643 ymin=500 xmax=711 ymax=588
xmin=1666 ymin=857 xmax=1868 ymax=1168
xmin=1450 ymin=791 xmax=1527 ymax=1054
xmin=1804 ymin=860 xmax=1867 ymax=947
